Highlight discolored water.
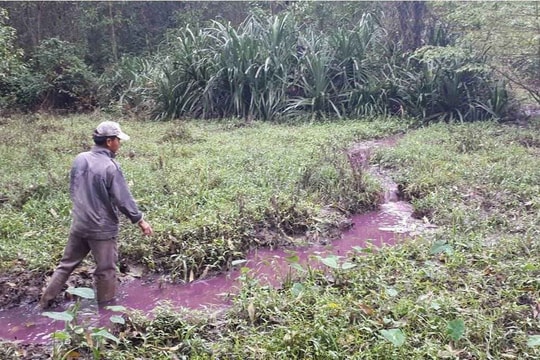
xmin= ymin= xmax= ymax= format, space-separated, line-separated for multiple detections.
xmin=0 ymin=200 xmax=429 ymax=344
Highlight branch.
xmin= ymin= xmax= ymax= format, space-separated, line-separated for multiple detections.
xmin=491 ymin=65 xmax=540 ymax=104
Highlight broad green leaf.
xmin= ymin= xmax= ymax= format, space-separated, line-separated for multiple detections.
xmin=523 ymin=263 xmax=539 ymax=271
xmin=92 ymin=329 xmax=120 ymax=344
xmin=42 ymin=311 xmax=74 ymax=322
xmin=110 ymin=315 xmax=125 ymax=324
xmin=290 ymin=263 xmax=306 ymax=273
xmin=527 ymin=335 xmax=540 ymax=347
xmin=447 ymin=319 xmax=465 ymax=341
xmin=290 ymin=283 xmax=305 ymax=297
xmin=430 ymin=241 xmax=454 ymax=255
xmin=320 ymin=255 xmax=339 ymax=269
xmin=285 ymin=254 xmax=300 ymax=263
xmin=51 ymin=331 xmax=71 ymax=341
xmin=106 ymin=305 xmax=127 ymax=312
xmin=380 ymin=328 xmax=406 ymax=347
xmin=385 ymin=287 xmax=398 ymax=297
xmin=66 ymin=287 xmax=95 ymax=299
xmin=341 ymin=262 xmax=357 ymax=270
xmin=351 ymin=246 xmax=364 ymax=252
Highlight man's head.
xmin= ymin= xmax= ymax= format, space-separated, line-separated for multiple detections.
xmin=93 ymin=121 xmax=130 ymax=153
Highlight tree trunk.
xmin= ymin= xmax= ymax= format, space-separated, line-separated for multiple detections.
xmin=109 ymin=1 xmax=118 ymax=62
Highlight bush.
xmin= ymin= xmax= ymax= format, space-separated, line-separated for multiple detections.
xmin=0 ymin=8 xmax=26 ymax=111
xmin=97 ymin=56 xmax=157 ymax=117
xmin=17 ymin=38 xmax=98 ymax=112
xmin=143 ymin=13 xmax=510 ymax=123
xmin=399 ymin=46 xmax=509 ymax=122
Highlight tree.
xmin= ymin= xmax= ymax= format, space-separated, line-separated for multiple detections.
xmin=432 ymin=1 xmax=540 ymax=104
xmin=0 ymin=7 xmax=25 ymax=109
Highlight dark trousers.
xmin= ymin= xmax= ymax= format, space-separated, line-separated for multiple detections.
xmin=41 ymin=233 xmax=118 ymax=305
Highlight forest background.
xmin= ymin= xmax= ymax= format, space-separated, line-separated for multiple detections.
xmin=0 ymin=1 xmax=539 ymax=121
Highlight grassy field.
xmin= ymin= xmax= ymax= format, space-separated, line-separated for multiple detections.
xmin=1 ymin=114 xmax=540 ymax=359
xmin=0 ymin=115 xmax=406 ymax=277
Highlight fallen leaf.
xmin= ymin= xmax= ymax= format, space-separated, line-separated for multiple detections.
xmin=358 ymin=303 xmax=374 ymax=315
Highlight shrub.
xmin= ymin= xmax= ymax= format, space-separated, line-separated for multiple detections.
xmin=390 ymin=46 xmax=509 ymax=122
xmin=19 ymin=38 xmax=98 ymax=112
xmin=0 ymin=8 xmax=26 ymax=111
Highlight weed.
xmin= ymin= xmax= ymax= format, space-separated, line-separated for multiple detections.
xmin=42 ymin=287 xmax=126 ymax=360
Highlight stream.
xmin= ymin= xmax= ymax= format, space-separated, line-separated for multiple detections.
xmin=0 ymin=201 xmax=431 ymax=344
xmin=0 ymin=143 xmax=435 ymax=344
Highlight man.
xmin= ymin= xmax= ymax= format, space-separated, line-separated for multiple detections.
xmin=40 ymin=121 xmax=153 ymax=308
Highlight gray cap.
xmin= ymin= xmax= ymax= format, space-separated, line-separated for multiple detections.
xmin=94 ymin=121 xmax=130 ymax=140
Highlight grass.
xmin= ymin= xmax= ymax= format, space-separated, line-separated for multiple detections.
xmin=0 ymin=114 xmax=405 ymax=276
xmin=1 ymin=114 xmax=540 ymax=359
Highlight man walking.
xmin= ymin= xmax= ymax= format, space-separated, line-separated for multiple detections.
xmin=40 ymin=121 xmax=153 ymax=308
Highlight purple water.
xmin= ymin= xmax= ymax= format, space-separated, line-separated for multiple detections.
xmin=0 ymin=200 xmax=428 ymax=344
xmin=1 ymin=137 xmax=435 ymax=344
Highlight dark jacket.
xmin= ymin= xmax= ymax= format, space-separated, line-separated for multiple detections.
xmin=69 ymin=146 xmax=143 ymax=240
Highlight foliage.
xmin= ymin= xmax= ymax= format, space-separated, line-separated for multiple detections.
xmin=112 ymin=120 xmax=538 ymax=359
xmin=2 ymin=37 xmax=98 ymax=112
xmin=1 ymin=3 xmax=524 ymax=121
xmin=395 ymin=45 xmax=509 ymax=122
xmin=374 ymin=122 xmax=540 ymax=234
xmin=25 ymin=38 xmax=97 ymax=111
xmin=42 ymin=287 xmax=126 ymax=359
xmin=97 ymin=56 xmax=157 ymax=116
xmin=0 ymin=115 xmax=406 ymax=276
xmin=123 ymin=10 xmax=509 ymax=123
xmin=0 ymin=8 xmax=26 ymax=110
xmin=432 ymin=1 xmax=540 ymax=105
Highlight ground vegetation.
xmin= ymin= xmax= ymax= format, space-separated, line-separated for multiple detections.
xmin=0 ymin=114 xmax=539 ymax=358
xmin=0 ymin=1 xmax=539 ymax=359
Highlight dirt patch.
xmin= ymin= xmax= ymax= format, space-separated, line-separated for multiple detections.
xmin=0 ymin=264 xmax=97 ymax=310
xmin=0 ymin=266 xmax=46 ymax=310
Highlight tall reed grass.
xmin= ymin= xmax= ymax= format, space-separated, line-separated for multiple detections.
xmin=103 ymin=12 xmax=510 ymax=123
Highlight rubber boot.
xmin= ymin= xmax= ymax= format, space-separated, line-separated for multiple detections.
xmin=39 ymin=272 xmax=69 ymax=309
xmin=95 ymin=277 xmax=116 ymax=304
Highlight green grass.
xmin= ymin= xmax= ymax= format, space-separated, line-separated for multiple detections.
xmin=0 ymin=114 xmax=405 ymax=276
xmin=2 ymin=115 xmax=540 ymax=359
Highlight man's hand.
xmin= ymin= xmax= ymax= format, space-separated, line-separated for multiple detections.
xmin=138 ymin=219 xmax=154 ymax=236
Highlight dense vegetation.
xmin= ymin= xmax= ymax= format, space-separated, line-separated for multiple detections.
xmin=1 ymin=2 xmax=538 ymax=121
xmin=0 ymin=115 xmax=539 ymax=359
xmin=0 ymin=115 xmax=405 ymax=277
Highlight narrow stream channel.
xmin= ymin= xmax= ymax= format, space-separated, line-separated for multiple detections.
xmin=0 ymin=142 xmax=434 ymax=344
xmin=0 ymin=201 xmax=428 ymax=344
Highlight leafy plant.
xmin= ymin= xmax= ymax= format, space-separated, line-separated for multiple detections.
xmin=0 ymin=8 xmax=27 ymax=110
xmin=19 ymin=38 xmax=98 ymax=111
xmin=380 ymin=328 xmax=406 ymax=347
xmin=42 ymin=287 xmax=126 ymax=360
